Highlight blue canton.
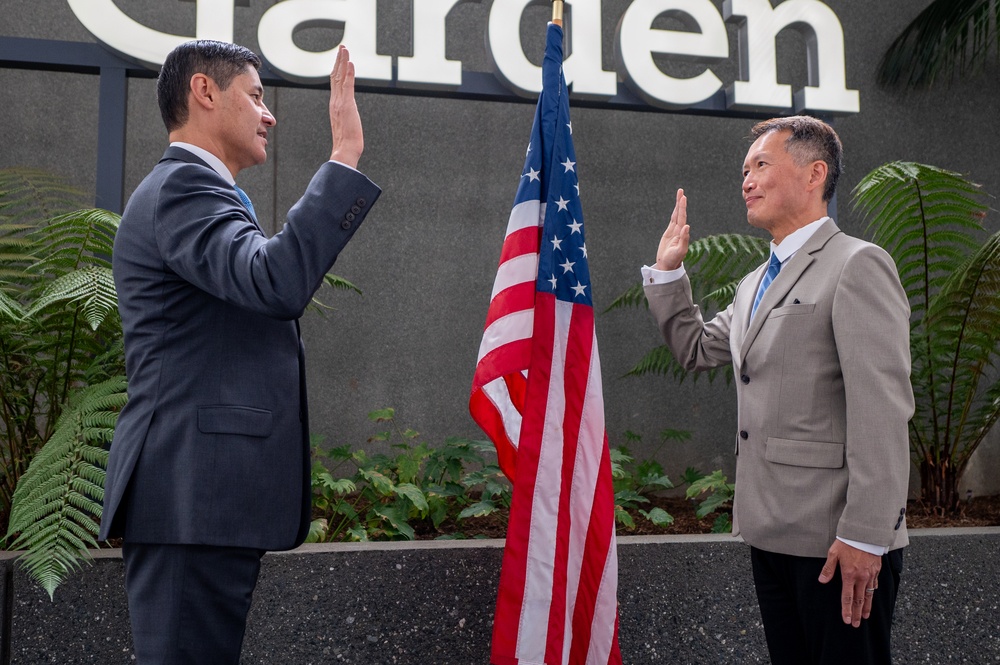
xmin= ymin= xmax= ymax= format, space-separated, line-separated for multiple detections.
xmin=512 ymin=24 xmax=592 ymax=307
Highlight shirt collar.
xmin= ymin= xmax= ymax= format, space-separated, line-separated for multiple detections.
xmin=170 ymin=142 xmax=235 ymax=185
xmin=771 ymin=217 xmax=830 ymax=264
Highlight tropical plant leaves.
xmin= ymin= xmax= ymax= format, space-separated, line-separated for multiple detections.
xmin=853 ymin=161 xmax=999 ymax=507
xmin=877 ymin=0 xmax=1000 ymax=89
xmin=5 ymin=377 xmax=127 ymax=599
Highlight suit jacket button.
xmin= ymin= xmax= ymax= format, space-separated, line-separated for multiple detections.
xmin=351 ymin=205 xmax=361 ymax=214
xmin=356 ymin=198 xmax=366 ymax=207
xmin=341 ymin=220 xmax=352 ymax=230
xmin=345 ymin=212 xmax=356 ymax=222
xmin=739 ymin=430 xmax=748 ymax=440
xmin=741 ymin=374 xmax=750 ymax=384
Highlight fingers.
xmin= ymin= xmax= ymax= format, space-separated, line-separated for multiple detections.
xmin=822 ymin=540 xmax=881 ymax=627
xmin=818 ymin=550 xmax=838 ymax=584
xmin=328 ymin=45 xmax=363 ymax=168
xmin=655 ymin=188 xmax=689 ymax=271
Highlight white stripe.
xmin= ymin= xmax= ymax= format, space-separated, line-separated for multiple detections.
xmin=480 ymin=376 xmax=523 ymax=450
xmin=491 ymin=253 xmax=540 ymax=299
xmin=505 ymin=199 xmax=545 ymax=236
xmin=585 ymin=532 xmax=619 ymax=665
xmin=517 ymin=301 xmax=572 ymax=661
xmin=476 ymin=309 xmax=534 ymax=363
xmin=562 ymin=329 xmax=607 ymax=664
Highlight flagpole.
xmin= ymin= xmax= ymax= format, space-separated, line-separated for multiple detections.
xmin=552 ymin=0 xmax=563 ymax=26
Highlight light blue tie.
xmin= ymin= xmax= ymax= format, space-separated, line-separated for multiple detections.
xmin=233 ymin=184 xmax=257 ymax=222
xmin=751 ymin=253 xmax=782 ymax=319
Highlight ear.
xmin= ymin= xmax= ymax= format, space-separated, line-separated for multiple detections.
xmin=188 ymin=73 xmax=217 ymax=112
xmin=806 ymin=160 xmax=829 ymax=194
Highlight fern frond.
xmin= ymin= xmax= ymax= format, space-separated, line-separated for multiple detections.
xmin=877 ymin=0 xmax=1000 ymax=89
xmin=0 ymin=287 xmax=25 ymax=321
xmin=606 ymin=233 xmax=767 ymax=314
xmin=5 ymin=376 xmax=127 ymax=599
xmin=853 ymin=162 xmax=989 ymax=316
xmin=920 ymin=231 xmax=1000 ymax=461
xmin=321 ymin=272 xmax=362 ymax=294
xmin=605 ymin=282 xmax=646 ymax=312
xmin=0 ymin=168 xmax=85 ymax=225
xmin=26 ymin=266 xmax=118 ymax=331
xmin=30 ymin=209 xmax=119 ymax=274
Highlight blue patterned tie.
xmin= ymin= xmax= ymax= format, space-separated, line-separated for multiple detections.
xmin=751 ymin=253 xmax=782 ymax=319
xmin=233 ymin=184 xmax=257 ymax=222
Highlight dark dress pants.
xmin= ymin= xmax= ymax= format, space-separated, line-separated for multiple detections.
xmin=750 ymin=546 xmax=903 ymax=665
xmin=122 ymin=542 xmax=265 ymax=665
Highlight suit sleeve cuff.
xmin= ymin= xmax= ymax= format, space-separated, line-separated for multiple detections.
xmin=641 ymin=264 xmax=686 ymax=284
xmin=837 ymin=536 xmax=888 ymax=556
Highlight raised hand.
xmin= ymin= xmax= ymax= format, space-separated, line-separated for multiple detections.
xmin=329 ymin=45 xmax=364 ymax=168
xmin=655 ymin=188 xmax=690 ymax=271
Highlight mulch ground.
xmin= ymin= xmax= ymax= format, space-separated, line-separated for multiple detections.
xmin=422 ymin=494 xmax=1000 ymax=540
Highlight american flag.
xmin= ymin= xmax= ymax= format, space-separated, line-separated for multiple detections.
xmin=469 ymin=22 xmax=622 ymax=665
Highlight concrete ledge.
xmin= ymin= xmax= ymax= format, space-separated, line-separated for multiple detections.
xmin=2 ymin=528 xmax=997 ymax=663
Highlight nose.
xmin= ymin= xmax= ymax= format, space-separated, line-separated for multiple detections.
xmin=262 ymin=105 xmax=276 ymax=127
xmin=743 ymin=175 xmax=755 ymax=194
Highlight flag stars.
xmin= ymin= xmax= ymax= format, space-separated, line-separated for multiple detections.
xmin=567 ymin=121 xmax=573 ymax=135
xmin=560 ymin=258 xmax=576 ymax=274
xmin=561 ymin=158 xmax=576 ymax=173
xmin=548 ymin=274 xmax=558 ymax=290
xmin=580 ymin=243 xmax=588 ymax=258
xmin=551 ymin=236 xmax=563 ymax=251
xmin=571 ymin=282 xmax=588 ymax=298
xmin=524 ymin=167 xmax=540 ymax=182
xmin=555 ymin=196 xmax=570 ymax=211
xmin=567 ymin=218 xmax=582 ymax=234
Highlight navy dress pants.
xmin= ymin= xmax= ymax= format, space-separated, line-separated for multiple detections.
xmin=122 ymin=542 xmax=265 ymax=665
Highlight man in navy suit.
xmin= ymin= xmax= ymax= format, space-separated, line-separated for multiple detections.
xmin=99 ymin=40 xmax=380 ymax=663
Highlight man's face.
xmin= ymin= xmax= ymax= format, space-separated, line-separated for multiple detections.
xmin=741 ymin=129 xmax=815 ymax=240
xmin=215 ymin=66 xmax=276 ymax=174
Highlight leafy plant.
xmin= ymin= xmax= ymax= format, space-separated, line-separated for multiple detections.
xmin=684 ymin=469 xmax=734 ymax=534
xmin=606 ymin=233 xmax=768 ymax=382
xmin=877 ymin=0 xmax=1000 ymax=90
xmin=853 ymin=161 xmax=998 ymax=513
xmin=5 ymin=377 xmax=126 ymax=599
xmin=307 ymin=408 xmax=511 ymax=542
xmin=0 ymin=168 xmax=124 ymax=535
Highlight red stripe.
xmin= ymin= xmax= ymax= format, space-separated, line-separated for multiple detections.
xmin=544 ymin=303 xmax=594 ymax=664
xmin=484 ymin=282 xmax=537 ymax=329
xmin=499 ymin=225 xmax=542 ymax=264
xmin=468 ymin=389 xmax=519 ymax=482
xmin=503 ymin=372 xmax=527 ymax=411
xmin=472 ymin=339 xmax=533 ymax=391
xmin=568 ymin=435 xmax=616 ymax=664
xmin=490 ymin=293 xmax=557 ymax=664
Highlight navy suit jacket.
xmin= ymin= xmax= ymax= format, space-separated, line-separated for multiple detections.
xmin=99 ymin=147 xmax=380 ymax=550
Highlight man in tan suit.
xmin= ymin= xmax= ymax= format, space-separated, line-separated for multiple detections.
xmin=643 ymin=116 xmax=912 ymax=664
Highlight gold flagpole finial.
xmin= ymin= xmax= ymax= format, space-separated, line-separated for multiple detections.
xmin=552 ymin=0 xmax=564 ymax=26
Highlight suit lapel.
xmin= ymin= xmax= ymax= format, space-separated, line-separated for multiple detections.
xmin=160 ymin=147 xmax=265 ymax=234
xmin=740 ymin=220 xmax=842 ymax=355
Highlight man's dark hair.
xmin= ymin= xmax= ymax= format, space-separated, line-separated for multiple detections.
xmin=157 ymin=40 xmax=262 ymax=132
xmin=750 ymin=116 xmax=843 ymax=202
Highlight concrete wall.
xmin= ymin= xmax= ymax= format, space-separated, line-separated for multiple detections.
xmin=1 ymin=0 xmax=998 ymax=494
xmin=2 ymin=531 xmax=998 ymax=663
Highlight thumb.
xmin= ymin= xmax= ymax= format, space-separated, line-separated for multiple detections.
xmin=818 ymin=551 xmax=838 ymax=584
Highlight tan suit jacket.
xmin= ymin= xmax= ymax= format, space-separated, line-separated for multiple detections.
xmin=646 ymin=220 xmax=913 ymax=558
